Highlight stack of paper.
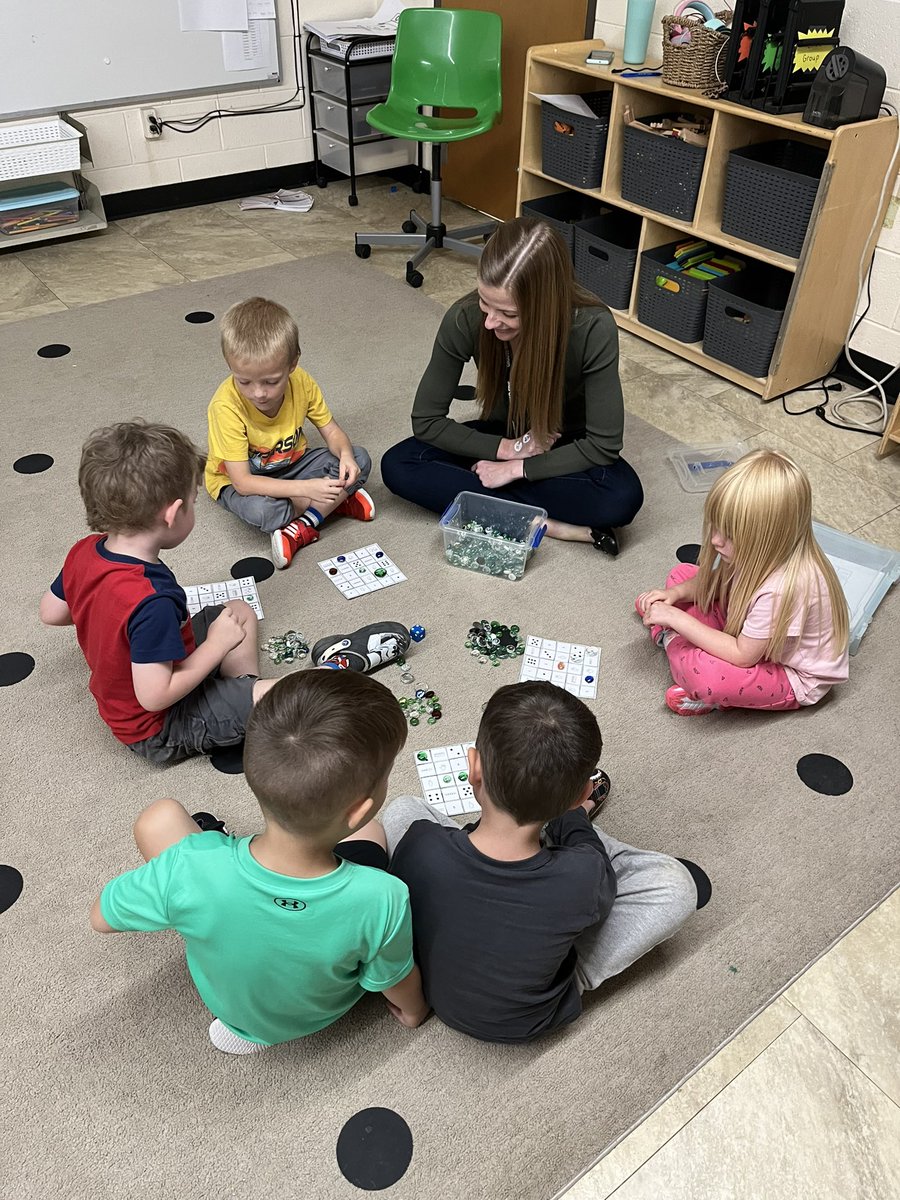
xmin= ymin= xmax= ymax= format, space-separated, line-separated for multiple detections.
xmin=239 ymin=188 xmax=314 ymax=213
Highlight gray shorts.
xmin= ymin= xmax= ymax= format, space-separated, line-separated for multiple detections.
xmin=128 ymin=606 xmax=255 ymax=767
xmin=217 ymin=444 xmax=372 ymax=534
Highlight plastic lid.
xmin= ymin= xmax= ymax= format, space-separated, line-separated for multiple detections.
xmin=0 ymin=182 xmax=79 ymax=210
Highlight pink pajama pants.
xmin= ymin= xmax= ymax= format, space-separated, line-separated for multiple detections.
xmin=659 ymin=563 xmax=800 ymax=711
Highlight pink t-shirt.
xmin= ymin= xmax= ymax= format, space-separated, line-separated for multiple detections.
xmin=741 ymin=567 xmax=849 ymax=704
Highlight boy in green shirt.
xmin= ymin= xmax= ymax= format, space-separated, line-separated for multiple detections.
xmin=92 ymin=670 xmax=428 ymax=1053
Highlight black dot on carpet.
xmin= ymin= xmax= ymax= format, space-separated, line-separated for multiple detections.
xmin=676 ymin=543 xmax=701 ymax=564
xmin=37 ymin=343 xmax=71 ymax=359
xmin=231 ymin=556 xmax=274 ymax=583
xmin=210 ymin=743 xmax=245 ymax=774
xmin=336 ymin=1108 xmax=413 ymax=1191
xmin=0 ymin=652 xmax=35 ymax=687
xmin=13 ymin=453 xmax=54 ymax=474
xmin=185 ymin=311 xmax=215 ymax=324
xmin=796 ymin=753 xmax=853 ymax=796
xmin=0 ymin=866 xmax=24 ymax=915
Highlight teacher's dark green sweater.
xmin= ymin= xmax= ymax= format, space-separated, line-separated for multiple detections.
xmin=411 ymin=294 xmax=625 ymax=482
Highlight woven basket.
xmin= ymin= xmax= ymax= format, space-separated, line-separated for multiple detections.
xmin=661 ymin=10 xmax=731 ymax=90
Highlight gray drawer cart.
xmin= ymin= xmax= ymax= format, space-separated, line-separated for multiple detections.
xmin=306 ymin=34 xmax=424 ymax=207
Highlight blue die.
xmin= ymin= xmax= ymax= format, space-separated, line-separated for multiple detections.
xmin=409 ymin=624 xmax=426 ymax=643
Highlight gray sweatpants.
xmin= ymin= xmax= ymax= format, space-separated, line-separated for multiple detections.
xmin=380 ymin=796 xmax=697 ymax=992
xmin=216 ymin=444 xmax=372 ymax=533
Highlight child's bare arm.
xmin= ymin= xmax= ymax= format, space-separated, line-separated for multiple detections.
xmin=223 ymin=459 xmax=342 ymax=506
xmin=39 ymin=589 xmax=73 ymax=626
xmin=646 ymin=602 xmax=768 ymax=667
xmin=90 ymin=895 xmax=120 ymax=934
xmin=382 ymin=965 xmax=430 ymax=1029
xmin=318 ymin=420 xmax=360 ymax=490
xmin=132 ymin=608 xmax=247 ymax=712
xmin=636 ymin=574 xmax=697 ymax=614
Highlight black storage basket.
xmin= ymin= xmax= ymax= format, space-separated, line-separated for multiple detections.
xmin=573 ymin=209 xmax=643 ymax=309
xmin=540 ymin=91 xmax=612 ymax=189
xmin=721 ymin=139 xmax=826 ymax=258
xmin=637 ymin=242 xmax=713 ymax=342
xmin=703 ymin=266 xmax=793 ymax=377
xmin=621 ymin=114 xmax=707 ymax=220
xmin=521 ymin=191 xmax=606 ymax=253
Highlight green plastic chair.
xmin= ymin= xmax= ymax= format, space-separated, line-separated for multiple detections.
xmin=354 ymin=8 xmax=502 ymax=288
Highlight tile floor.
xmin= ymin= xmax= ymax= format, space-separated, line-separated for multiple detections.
xmin=2 ymin=173 xmax=899 ymax=1198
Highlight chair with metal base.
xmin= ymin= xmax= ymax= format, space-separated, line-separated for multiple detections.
xmin=353 ymin=8 xmax=503 ymax=288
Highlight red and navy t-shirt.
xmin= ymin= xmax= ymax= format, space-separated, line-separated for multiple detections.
xmin=51 ymin=535 xmax=196 ymax=744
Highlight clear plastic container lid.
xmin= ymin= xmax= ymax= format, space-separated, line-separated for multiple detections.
xmin=667 ymin=443 xmax=749 ymax=493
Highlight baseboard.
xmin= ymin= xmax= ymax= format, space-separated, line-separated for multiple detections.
xmin=101 ymin=162 xmax=428 ymax=221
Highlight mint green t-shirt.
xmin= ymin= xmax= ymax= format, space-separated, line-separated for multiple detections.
xmin=100 ymin=833 xmax=414 ymax=1046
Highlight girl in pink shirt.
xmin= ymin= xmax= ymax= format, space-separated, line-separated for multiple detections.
xmin=636 ymin=449 xmax=850 ymax=716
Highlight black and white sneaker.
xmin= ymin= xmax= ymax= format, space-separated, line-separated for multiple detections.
xmin=312 ymin=622 xmax=411 ymax=674
xmin=191 ymin=811 xmax=231 ymax=835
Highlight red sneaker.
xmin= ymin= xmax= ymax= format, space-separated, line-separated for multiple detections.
xmin=271 ymin=519 xmax=318 ymax=569
xmin=335 ymin=487 xmax=375 ymax=522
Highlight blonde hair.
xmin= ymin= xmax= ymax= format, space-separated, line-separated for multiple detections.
xmin=694 ymin=449 xmax=849 ymax=660
xmin=220 ymin=296 xmax=300 ymax=366
xmin=474 ymin=217 xmax=603 ymax=445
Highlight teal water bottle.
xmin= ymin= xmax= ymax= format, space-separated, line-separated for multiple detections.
xmin=623 ymin=0 xmax=656 ymax=64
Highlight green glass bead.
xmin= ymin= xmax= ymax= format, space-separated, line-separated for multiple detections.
xmin=409 ymin=717 xmax=419 ymax=727
xmin=458 ymin=772 xmax=468 ymax=781
xmin=510 ymin=625 xmax=519 ymax=633
xmin=374 ymin=567 xmax=387 ymax=578
xmin=417 ymin=751 xmax=428 ymax=761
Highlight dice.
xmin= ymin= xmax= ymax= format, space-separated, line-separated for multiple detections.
xmin=409 ymin=624 xmax=426 ymax=643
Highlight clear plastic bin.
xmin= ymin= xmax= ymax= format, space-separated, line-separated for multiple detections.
xmin=440 ymin=492 xmax=547 ymax=581
xmin=667 ymin=442 xmax=749 ymax=492
xmin=813 ymin=521 xmax=900 ymax=655
xmin=0 ymin=182 xmax=79 ymax=236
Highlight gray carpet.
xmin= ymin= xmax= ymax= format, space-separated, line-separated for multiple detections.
xmin=2 ymin=254 xmax=897 ymax=1200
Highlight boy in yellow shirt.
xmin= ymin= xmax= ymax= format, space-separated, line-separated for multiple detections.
xmin=206 ymin=296 xmax=374 ymax=569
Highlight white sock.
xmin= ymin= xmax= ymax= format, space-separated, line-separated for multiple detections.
xmin=209 ymin=1018 xmax=267 ymax=1055
xmin=661 ymin=629 xmax=677 ymax=649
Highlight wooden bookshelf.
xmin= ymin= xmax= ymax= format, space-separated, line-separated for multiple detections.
xmin=516 ymin=41 xmax=898 ymax=400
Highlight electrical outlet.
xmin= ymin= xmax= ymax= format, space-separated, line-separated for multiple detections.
xmin=141 ymin=108 xmax=161 ymax=139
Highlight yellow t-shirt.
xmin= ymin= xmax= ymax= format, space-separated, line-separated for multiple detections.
xmin=205 ymin=366 xmax=334 ymax=500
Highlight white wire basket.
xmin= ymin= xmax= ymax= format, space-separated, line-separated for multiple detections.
xmin=0 ymin=119 xmax=83 ymax=181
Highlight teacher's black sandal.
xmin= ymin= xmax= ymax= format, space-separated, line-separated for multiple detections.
xmin=591 ymin=526 xmax=619 ymax=557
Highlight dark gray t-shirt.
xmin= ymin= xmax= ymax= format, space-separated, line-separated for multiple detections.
xmin=390 ymin=809 xmax=616 ymax=1043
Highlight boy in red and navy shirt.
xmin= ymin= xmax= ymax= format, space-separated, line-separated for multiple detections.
xmin=40 ymin=421 xmax=277 ymax=765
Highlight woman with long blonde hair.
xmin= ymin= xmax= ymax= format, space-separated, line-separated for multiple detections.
xmin=636 ymin=449 xmax=850 ymax=715
xmin=380 ymin=217 xmax=643 ymax=555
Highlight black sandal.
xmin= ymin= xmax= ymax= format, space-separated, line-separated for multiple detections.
xmin=591 ymin=526 xmax=619 ymax=557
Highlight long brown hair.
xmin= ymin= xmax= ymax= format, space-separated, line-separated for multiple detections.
xmin=695 ymin=449 xmax=850 ymax=660
xmin=475 ymin=217 xmax=603 ymax=444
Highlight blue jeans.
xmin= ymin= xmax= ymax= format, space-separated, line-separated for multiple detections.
xmin=380 ymin=423 xmax=643 ymax=529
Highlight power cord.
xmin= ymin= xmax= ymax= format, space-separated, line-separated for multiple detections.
xmin=157 ymin=0 xmax=306 ymax=135
xmin=774 ymin=118 xmax=900 ymax=437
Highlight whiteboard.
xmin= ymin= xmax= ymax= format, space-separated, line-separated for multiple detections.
xmin=0 ymin=1 xmax=282 ymax=119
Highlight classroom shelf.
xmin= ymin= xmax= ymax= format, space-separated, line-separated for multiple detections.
xmin=517 ymin=41 xmax=899 ymax=401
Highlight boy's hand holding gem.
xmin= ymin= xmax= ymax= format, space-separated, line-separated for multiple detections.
xmin=337 ymin=453 xmax=360 ymax=490
xmin=303 ymin=477 xmax=345 ymax=506
xmin=472 ymin=458 xmax=525 ymax=488
xmin=209 ymin=607 xmax=248 ymax=653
